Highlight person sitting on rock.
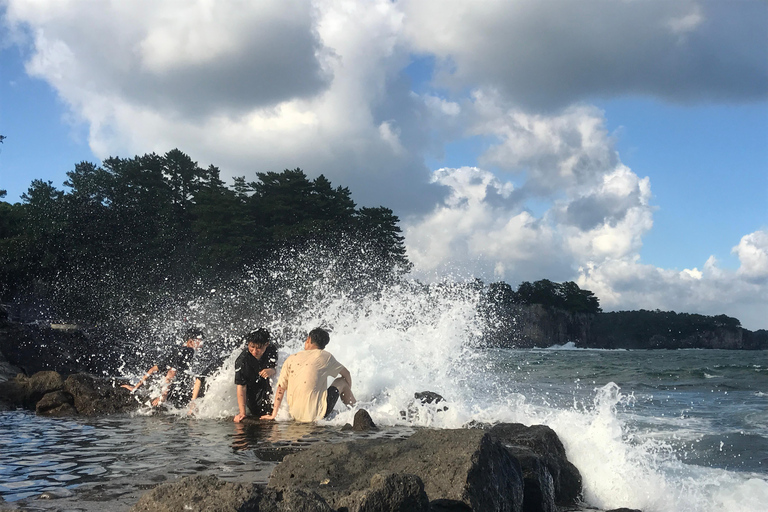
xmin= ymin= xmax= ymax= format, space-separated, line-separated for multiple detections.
xmin=233 ymin=328 xmax=278 ymax=422
xmin=121 ymin=327 xmax=204 ymax=407
xmin=261 ymin=327 xmax=355 ymax=423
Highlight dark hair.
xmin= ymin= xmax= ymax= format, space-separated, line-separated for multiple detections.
xmin=184 ymin=327 xmax=204 ymax=341
xmin=308 ymin=327 xmax=330 ymax=349
xmin=244 ymin=328 xmax=271 ymax=347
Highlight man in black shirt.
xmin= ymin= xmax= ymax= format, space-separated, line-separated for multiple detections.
xmin=234 ymin=328 xmax=278 ymax=422
xmin=122 ymin=327 xmax=204 ymax=407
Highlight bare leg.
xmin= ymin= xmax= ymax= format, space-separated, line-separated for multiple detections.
xmin=331 ymin=377 xmax=356 ymax=406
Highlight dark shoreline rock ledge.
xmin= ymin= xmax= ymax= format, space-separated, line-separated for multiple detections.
xmin=128 ymin=423 xmax=624 ymax=512
xmin=0 ymin=370 xmax=138 ymax=416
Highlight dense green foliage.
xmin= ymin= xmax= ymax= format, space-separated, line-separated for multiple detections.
xmin=484 ymin=278 xmax=601 ymax=315
xmin=0 ymin=150 xmax=410 ymax=323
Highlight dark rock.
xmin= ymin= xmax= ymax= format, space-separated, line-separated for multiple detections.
xmin=400 ymin=391 xmax=449 ymax=421
xmin=258 ymin=487 xmax=334 ymax=512
xmin=130 ymin=474 xmax=261 ymax=512
xmin=36 ymin=390 xmax=76 ymax=416
xmin=352 ymin=409 xmax=377 ymax=431
xmin=0 ymin=348 xmax=22 ymax=383
xmin=336 ymin=472 xmax=430 ymax=512
xmin=429 ymin=499 xmax=473 ymax=512
xmin=505 ymin=447 xmax=555 ymax=512
xmin=269 ymin=428 xmax=524 ymax=512
xmin=0 ymin=371 xmax=64 ymax=409
xmin=488 ymin=423 xmax=581 ymax=506
xmin=64 ymin=373 xmax=139 ymax=415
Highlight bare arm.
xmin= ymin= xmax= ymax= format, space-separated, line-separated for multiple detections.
xmin=151 ymin=368 xmax=176 ymax=407
xmin=339 ymin=366 xmax=352 ymax=389
xmin=187 ymin=378 xmax=203 ymax=416
xmin=234 ymin=384 xmax=248 ymax=422
xmin=121 ymin=365 xmax=159 ymax=392
xmin=260 ymin=384 xmax=285 ymax=420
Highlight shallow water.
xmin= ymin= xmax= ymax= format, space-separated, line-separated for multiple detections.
xmin=0 ymin=410 xmax=414 ymax=510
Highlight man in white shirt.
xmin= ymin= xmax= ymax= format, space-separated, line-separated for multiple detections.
xmin=261 ymin=328 xmax=355 ymax=422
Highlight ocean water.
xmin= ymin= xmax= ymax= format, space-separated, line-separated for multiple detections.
xmin=1 ymin=279 xmax=767 ymax=511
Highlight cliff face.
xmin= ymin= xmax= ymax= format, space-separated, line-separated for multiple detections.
xmin=487 ymin=306 xmax=768 ymax=350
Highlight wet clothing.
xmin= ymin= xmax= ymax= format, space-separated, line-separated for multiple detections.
xmin=276 ymin=349 xmax=345 ymax=422
xmin=155 ymin=346 xmax=196 ymax=407
xmin=234 ymin=344 xmax=278 ymax=416
xmin=325 ymin=385 xmax=340 ymax=419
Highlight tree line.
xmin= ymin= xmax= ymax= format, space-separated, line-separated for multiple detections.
xmin=0 ymin=149 xmax=410 ymax=323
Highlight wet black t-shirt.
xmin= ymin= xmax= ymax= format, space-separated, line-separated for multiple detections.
xmin=234 ymin=344 xmax=278 ymax=416
xmin=156 ymin=345 xmax=195 ymax=406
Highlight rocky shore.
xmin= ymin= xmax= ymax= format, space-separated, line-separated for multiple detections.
xmin=0 ymin=370 xmax=643 ymax=512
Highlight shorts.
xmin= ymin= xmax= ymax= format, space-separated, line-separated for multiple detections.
xmin=324 ymin=386 xmax=340 ymax=418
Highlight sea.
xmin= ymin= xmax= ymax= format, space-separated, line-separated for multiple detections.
xmin=1 ymin=279 xmax=766 ymax=512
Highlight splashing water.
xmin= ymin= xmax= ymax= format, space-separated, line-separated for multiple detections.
xmin=112 ymin=255 xmax=768 ymax=512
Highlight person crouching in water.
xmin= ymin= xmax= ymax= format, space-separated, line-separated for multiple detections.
xmin=233 ymin=328 xmax=278 ymax=422
xmin=122 ymin=327 xmax=204 ymax=407
xmin=261 ymin=327 xmax=355 ymax=423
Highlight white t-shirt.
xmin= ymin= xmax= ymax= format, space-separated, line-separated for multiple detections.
xmin=277 ymin=349 xmax=344 ymax=422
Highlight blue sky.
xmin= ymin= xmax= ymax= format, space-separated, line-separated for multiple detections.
xmin=1 ymin=0 xmax=767 ymax=328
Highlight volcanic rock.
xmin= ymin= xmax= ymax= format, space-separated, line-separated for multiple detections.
xmin=487 ymin=423 xmax=582 ymax=506
xmin=36 ymin=390 xmax=76 ymax=416
xmin=336 ymin=472 xmax=430 ymax=512
xmin=269 ymin=428 xmax=525 ymax=512
xmin=0 ymin=371 xmax=65 ymax=409
xmin=63 ymin=373 xmax=139 ymax=415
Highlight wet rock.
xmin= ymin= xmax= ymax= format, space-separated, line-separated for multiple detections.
xmin=36 ymin=390 xmax=77 ymax=416
xmin=400 ymin=391 xmax=449 ymax=421
xmin=487 ymin=423 xmax=582 ymax=506
xmin=63 ymin=373 xmax=139 ymax=415
xmin=336 ymin=472 xmax=430 ymax=512
xmin=270 ymin=428 xmax=524 ymax=512
xmin=130 ymin=474 xmax=261 ymax=512
xmin=352 ymin=409 xmax=377 ymax=431
xmin=0 ymin=371 xmax=65 ymax=409
xmin=505 ymin=446 xmax=555 ymax=512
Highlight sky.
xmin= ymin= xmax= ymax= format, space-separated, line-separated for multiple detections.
xmin=0 ymin=0 xmax=766 ymax=329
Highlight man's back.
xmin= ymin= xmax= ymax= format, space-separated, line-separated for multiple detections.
xmin=278 ymin=349 xmax=343 ymax=422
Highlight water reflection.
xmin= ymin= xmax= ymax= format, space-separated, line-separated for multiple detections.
xmin=0 ymin=410 xmax=414 ymax=510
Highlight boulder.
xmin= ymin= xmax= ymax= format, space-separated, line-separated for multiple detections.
xmin=259 ymin=487 xmax=335 ymax=512
xmin=343 ymin=409 xmax=378 ymax=431
xmin=130 ymin=475 xmax=334 ymax=512
xmin=36 ymin=390 xmax=77 ymax=416
xmin=63 ymin=373 xmax=139 ymax=415
xmin=336 ymin=472 xmax=430 ymax=512
xmin=0 ymin=371 xmax=64 ymax=409
xmin=131 ymin=474 xmax=261 ymax=512
xmin=400 ymin=391 xmax=449 ymax=421
xmin=505 ymin=446 xmax=555 ymax=512
xmin=487 ymin=423 xmax=581 ymax=506
xmin=269 ymin=428 xmax=524 ymax=512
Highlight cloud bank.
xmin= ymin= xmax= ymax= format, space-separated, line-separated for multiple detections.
xmin=3 ymin=0 xmax=767 ymax=328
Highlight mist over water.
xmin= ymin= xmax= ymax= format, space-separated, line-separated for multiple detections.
xmin=22 ymin=251 xmax=768 ymax=512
